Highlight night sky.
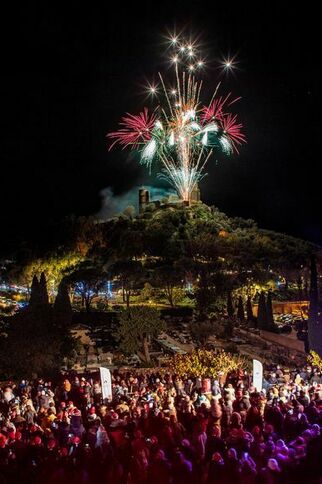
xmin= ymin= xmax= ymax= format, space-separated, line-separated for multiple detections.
xmin=2 ymin=4 xmax=321 ymax=253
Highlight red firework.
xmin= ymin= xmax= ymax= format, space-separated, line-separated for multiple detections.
xmin=200 ymin=93 xmax=242 ymax=125
xmin=107 ymin=108 xmax=156 ymax=150
xmin=221 ymin=113 xmax=246 ymax=153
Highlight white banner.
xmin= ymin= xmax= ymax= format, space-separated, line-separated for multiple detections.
xmin=99 ymin=367 xmax=112 ymax=400
xmin=253 ymin=359 xmax=263 ymax=391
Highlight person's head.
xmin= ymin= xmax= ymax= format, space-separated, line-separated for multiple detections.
xmin=227 ymin=448 xmax=237 ymax=460
xmin=47 ymin=438 xmax=56 ymax=450
xmin=231 ymin=412 xmax=242 ymax=426
xmin=264 ymin=423 xmax=274 ymax=435
xmin=210 ymin=425 xmax=221 ymax=437
xmin=265 ymin=440 xmax=275 ymax=456
xmin=33 ymin=436 xmax=42 ymax=446
xmin=212 ymin=452 xmax=224 ymax=465
xmin=267 ymin=458 xmax=281 ymax=472
xmin=236 ymin=389 xmax=243 ymax=398
xmin=310 ymin=424 xmax=321 ymax=437
xmin=155 ymin=449 xmax=165 ymax=461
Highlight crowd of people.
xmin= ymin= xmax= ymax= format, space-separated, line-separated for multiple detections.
xmin=0 ymin=364 xmax=322 ymax=483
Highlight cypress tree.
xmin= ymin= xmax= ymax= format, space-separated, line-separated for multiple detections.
xmin=29 ymin=275 xmax=40 ymax=307
xmin=54 ymin=281 xmax=73 ymax=326
xmin=308 ymin=255 xmax=322 ymax=355
xmin=39 ymin=272 xmax=49 ymax=305
xmin=257 ymin=292 xmax=267 ymax=330
xmin=237 ymin=296 xmax=245 ymax=323
xmin=227 ymin=292 xmax=234 ymax=318
xmin=266 ymin=291 xmax=275 ymax=330
xmin=246 ymin=295 xmax=254 ymax=323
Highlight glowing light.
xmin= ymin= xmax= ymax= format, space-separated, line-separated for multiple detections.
xmin=108 ymin=108 xmax=156 ymax=150
xmin=221 ymin=55 xmax=237 ymax=72
xmin=108 ymin=36 xmax=246 ymax=202
xmin=171 ymin=36 xmax=178 ymax=44
xmin=169 ymin=131 xmax=175 ymax=146
xmin=149 ymin=85 xmax=157 ymax=94
xmin=220 ymin=135 xmax=232 ymax=154
xmin=142 ymin=138 xmax=157 ymax=163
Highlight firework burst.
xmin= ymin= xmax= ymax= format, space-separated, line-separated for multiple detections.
xmin=107 ymin=35 xmax=246 ymax=202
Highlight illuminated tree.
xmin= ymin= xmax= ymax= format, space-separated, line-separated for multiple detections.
xmin=155 ymin=264 xmax=183 ymax=307
xmin=168 ymin=349 xmax=248 ymax=379
xmin=68 ymin=266 xmax=107 ymax=312
xmin=110 ymin=260 xmax=144 ymax=308
xmin=307 ymin=350 xmax=322 ymax=371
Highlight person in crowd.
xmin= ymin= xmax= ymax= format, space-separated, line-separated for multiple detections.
xmin=0 ymin=362 xmax=321 ymax=483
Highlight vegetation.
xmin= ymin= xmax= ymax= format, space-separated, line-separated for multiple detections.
xmin=0 ymin=274 xmax=78 ymax=379
xmin=2 ymin=201 xmax=321 ymax=359
xmin=168 ymin=349 xmax=248 ymax=379
xmin=307 ymin=350 xmax=322 ymax=371
xmin=116 ymin=306 xmax=166 ymax=362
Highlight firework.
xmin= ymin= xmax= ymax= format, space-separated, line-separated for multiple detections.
xmin=107 ymin=36 xmax=246 ymax=202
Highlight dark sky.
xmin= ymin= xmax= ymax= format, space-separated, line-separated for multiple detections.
xmin=1 ymin=3 xmax=321 ymax=253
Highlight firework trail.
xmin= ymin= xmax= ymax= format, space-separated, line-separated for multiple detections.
xmin=108 ymin=35 xmax=246 ymax=202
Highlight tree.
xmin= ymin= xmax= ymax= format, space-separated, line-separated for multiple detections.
xmin=168 ymin=349 xmax=248 ymax=379
xmin=0 ymin=305 xmax=77 ymax=380
xmin=110 ymin=260 xmax=144 ymax=308
xmin=54 ymin=281 xmax=73 ymax=326
xmin=140 ymin=282 xmax=154 ymax=302
xmin=257 ymin=292 xmax=267 ymax=330
xmin=123 ymin=205 xmax=136 ymax=220
xmin=227 ymin=292 xmax=234 ymax=318
xmin=246 ymin=295 xmax=254 ymax=324
xmin=68 ymin=266 xmax=106 ymax=312
xmin=307 ymin=350 xmax=322 ymax=371
xmin=237 ymin=296 xmax=245 ymax=323
xmin=117 ymin=306 xmax=165 ymax=363
xmin=189 ymin=320 xmax=215 ymax=346
xmin=308 ymin=255 xmax=322 ymax=355
xmin=155 ymin=264 xmax=183 ymax=307
xmin=29 ymin=275 xmax=40 ymax=307
xmin=266 ymin=291 xmax=276 ymax=331
xmin=39 ymin=272 xmax=49 ymax=305
xmin=194 ymin=267 xmax=216 ymax=318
